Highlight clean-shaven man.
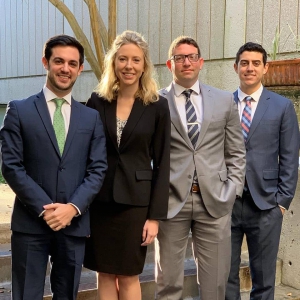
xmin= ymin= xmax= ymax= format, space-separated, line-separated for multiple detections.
xmin=226 ymin=42 xmax=299 ymax=300
xmin=0 ymin=35 xmax=107 ymax=300
xmin=155 ymin=36 xmax=246 ymax=300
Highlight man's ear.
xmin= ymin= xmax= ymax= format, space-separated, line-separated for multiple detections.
xmin=166 ymin=60 xmax=172 ymax=71
xmin=78 ymin=64 xmax=84 ymax=75
xmin=234 ymin=63 xmax=238 ymax=74
xmin=42 ymin=57 xmax=49 ymax=70
xmin=263 ymin=62 xmax=269 ymax=74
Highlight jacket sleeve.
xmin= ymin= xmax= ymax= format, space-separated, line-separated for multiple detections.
xmin=276 ymin=99 xmax=299 ymax=209
xmin=147 ymin=97 xmax=171 ymax=220
xmin=67 ymin=108 xmax=107 ymax=214
xmin=0 ymin=101 xmax=53 ymax=216
xmin=224 ymin=96 xmax=246 ymax=197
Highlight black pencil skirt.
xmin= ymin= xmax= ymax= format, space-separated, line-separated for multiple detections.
xmin=84 ymin=201 xmax=148 ymax=275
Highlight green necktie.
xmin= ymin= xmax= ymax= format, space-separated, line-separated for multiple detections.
xmin=53 ymin=98 xmax=66 ymax=155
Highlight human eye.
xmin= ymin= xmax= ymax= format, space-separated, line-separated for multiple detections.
xmin=189 ymin=54 xmax=199 ymax=62
xmin=174 ymin=55 xmax=184 ymax=63
xmin=240 ymin=61 xmax=248 ymax=67
xmin=253 ymin=61 xmax=261 ymax=67
xmin=53 ymin=58 xmax=63 ymax=64
xmin=133 ymin=57 xmax=141 ymax=63
xmin=118 ymin=57 xmax=126 ymax=62
xmin=69 ymin=61 xmax=78 ymax=67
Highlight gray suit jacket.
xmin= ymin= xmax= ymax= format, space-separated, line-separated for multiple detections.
xmin=160 ymin=83 xmax=246 ymax=219
xmin=234 ymin=88 xmax=299 ymax=210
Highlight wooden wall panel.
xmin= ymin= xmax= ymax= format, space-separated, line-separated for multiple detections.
xmin=149 ymin=0 xmax=161 ymax=64
xmin=127 ymin=0 xmax=138 ymax=32
xmin=224 ymin=0 xmax=246 ymax=58
xmin=171 ymin=0 xmax=185 ymax=42
xmin=262 ymin=0 xmax=281 ymax=53
xmin=210 ymin=0 xmax=225 ymax=59
xmin=246 ymin=0 xmax=263 ymax=44
xmin=183 ymin=0 xmax=198 ymax=37
xmin=279 ymin=0 xmax=299 ymax=52
xmin=159 ymin=0 xmax=172 ymax=64
xmin=197 ymin=0 xmax=211 ymax=60
xmin=117 ymin=0 xmax=128 ymax=33
xmin=137 ymin=0 xmax=149 ymax=39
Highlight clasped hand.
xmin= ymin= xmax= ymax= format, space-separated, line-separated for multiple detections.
xmin=43 ymin=203 xmax=77 ymax=231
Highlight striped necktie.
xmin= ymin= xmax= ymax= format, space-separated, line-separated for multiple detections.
xmin=182 ymin=89 xmax=199 ymax=148
xmin=53 ymin=98 xmax=66 ymax=155
xmin=241 ymin=96 xmax=252 ymax=142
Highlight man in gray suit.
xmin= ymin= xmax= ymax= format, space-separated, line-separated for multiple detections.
xmin=226 ymin=42 xmax=299 ymax=300
xmin=155 ymin=36 xmax=246 ymax=300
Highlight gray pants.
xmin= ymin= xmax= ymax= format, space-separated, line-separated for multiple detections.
xmin=155 ymin=192 xmax=231 ymax=300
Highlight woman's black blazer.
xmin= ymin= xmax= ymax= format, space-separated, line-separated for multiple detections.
xmin=86 ymin=93 xmax=171 ymax=220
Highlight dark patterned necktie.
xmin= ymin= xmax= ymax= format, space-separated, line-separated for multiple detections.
xmin=182 ymin=89 xmax=199 ymax=183
xmin=241 ymin=96 xmax=252 ymax=142
xmin=182 ymin=89 xmax=199 ymax=148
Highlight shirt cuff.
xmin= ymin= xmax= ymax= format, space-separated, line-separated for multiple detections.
xmin=39 ymin=210 xmax=46 ymax=217
xmin=278 ymin=205 xmax=286 ymax=210
xmin=67 ymin=203 xmax=81 ymax=216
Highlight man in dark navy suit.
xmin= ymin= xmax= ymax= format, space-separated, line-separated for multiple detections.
xmin=226 ymin=42 xmax=299 ymax=300
xmin=0 ymin=35 xmax=107 ymax=300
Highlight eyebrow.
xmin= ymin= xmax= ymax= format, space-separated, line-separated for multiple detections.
xmin=240 ymin=60 xmax=262 ymax=63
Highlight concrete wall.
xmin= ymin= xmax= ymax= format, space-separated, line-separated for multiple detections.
xmin=279 ymin=170 xmax=300 ymax=289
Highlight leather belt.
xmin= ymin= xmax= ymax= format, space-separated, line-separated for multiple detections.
xmin=191 ymin=183 xmax=200 ymax=193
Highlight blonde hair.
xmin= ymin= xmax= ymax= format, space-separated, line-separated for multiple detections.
xmin=94 ymin=30 xmax=158 ymax=104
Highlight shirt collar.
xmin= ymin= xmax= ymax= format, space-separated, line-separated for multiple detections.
xmin=237 ymin=84 xmax=263 ymax=103
xmin=173 ymin=80 xmax=200 ymax=97
xmin=43 ymin=85 xmax=72 ymax=105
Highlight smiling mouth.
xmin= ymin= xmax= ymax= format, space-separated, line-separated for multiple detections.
xmin=58 ymin=74 xmax=70 ymax=80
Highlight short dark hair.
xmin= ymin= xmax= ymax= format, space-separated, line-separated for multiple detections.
xmin=168 ymin=36 xmax=201 ymax=58
xmin=235 ymin=42 xmax=267 ymax=65
xmin=43 ymin=34 xmax=84 ymax=66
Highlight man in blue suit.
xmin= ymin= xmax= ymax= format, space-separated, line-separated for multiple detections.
xmin=226 ymin=42 xmax=299 ymax=300
xmin=0 ymin=35 xmax=107 ymax=300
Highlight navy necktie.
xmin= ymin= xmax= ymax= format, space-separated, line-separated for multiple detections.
xmin=182 ymin=89 xmax=200 ymax=148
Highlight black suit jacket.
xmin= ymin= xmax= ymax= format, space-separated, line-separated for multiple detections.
xmin=86 ymin=93 xmax=171 ymax=219
xmin=0 ymin=91 xmax=107 ymax=236
xmin=234 ymin=88 xmax=299 ymax=210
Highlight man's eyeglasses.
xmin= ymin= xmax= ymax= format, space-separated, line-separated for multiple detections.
xmin=171 ymin=54 xmax=200 ymax=63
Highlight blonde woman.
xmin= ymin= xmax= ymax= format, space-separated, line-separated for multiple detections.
xmin=84 ymin=30 xmax=170 ymax=300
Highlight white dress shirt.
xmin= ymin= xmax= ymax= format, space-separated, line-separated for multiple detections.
xmin=43 ymin=86 xmax=72 ymax=137
xmin=173 ymin=80 xmax=203 ymax=133
xmin=236 ymin=84 xmax=263 ymax=121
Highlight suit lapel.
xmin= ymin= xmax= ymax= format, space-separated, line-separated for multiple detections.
xmin=119 ymin=98 xmax=147 ymax=150
xmin=247 ymin=88 xmax=270 ymax=142
xmin=195 ymin=83 xmax=213 ymax=148
xmin=62 ymin=98 xmax=80 ymax=158
xmin=161 ymin=84 xmax=193 ymax=148
xmin=104 ymin=100 xmax=119 ymax=151
xmin=34 ymin=91 xmax=61 ymax=156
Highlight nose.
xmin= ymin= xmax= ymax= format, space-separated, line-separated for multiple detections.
xmin=61 ymin=62 xmax=69 ymax=72
xmin=183 ymin=56 xmax=191 ymax=66
xmin=247 ymin=63 xmax=254 ymax=71
xmin=125 ymin=59 xmax=133 ymax=68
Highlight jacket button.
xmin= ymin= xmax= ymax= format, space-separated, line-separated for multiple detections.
xmin=188 ymin=175 xmax=192 ymax=179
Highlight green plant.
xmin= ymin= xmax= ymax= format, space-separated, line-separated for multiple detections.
xmin=268 ymin=24 xmax=300 ymax=60
xmin=0 ymin=171 xmax=6 ymax=184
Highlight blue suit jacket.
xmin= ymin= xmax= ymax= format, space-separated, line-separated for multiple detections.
xmin=234 ymin=87 xmax=299 ymax=210
xmin=0 ymin=91 xmax=107 ymax=236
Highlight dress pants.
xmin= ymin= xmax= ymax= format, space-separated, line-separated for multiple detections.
xmin=11 ymin=230 xmax=86 ymax=300
xmin=226 ymin=193 xmax=283 ymax=300
xmin=155 ymin=191 xmax=231 ymax=300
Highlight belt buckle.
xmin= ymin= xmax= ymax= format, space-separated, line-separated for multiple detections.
xmin=191 ymin=183 xmax=199 ymax=193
